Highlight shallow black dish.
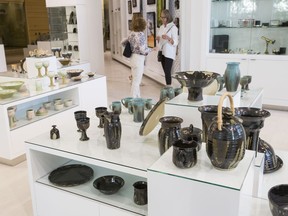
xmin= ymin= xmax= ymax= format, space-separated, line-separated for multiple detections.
xmin=48 ymin=164 xmax=94 ymax=187
xmin=93 ymin=175 xmax=124 ymax=195
xmin=268 ymin=184 xmax=288 ymax=216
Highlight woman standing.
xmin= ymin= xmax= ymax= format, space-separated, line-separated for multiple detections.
xmin=156 ymin=9 xmax=178 ymax=86
xmin=122 ymin=17 xmax=154 ymax=98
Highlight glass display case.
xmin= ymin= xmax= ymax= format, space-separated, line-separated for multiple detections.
xmin=209 ymin=0 xmax=288 ymax=55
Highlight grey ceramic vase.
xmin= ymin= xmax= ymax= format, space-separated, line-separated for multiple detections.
xmin=158 ymin=116 xmax=183 ymax=155
xmin=104 ymin=112 xmax=122 ymax=149
xmin=224 ymin=62 xmax=240 ymax=92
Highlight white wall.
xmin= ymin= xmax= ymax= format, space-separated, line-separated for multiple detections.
xmin=45 ymin=0 xmax=104 ymax=73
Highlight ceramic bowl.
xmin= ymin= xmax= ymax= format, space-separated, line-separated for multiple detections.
xmin=268 ymin=184 xmax=288 ymax=216
xmin=43 ymin=101 xmax=52 ymax=109
xmin=174 ymin=71 xmax=220 ymax=101
xmin=71 ymin=76 xmax=82 ymax=81
xmin=0 ymin=89 xmax=17 ymax=99
xmin=93 ymin=175 xmax=124 ymax=195
xmin=64 ymin=99 xmax=73 ymax=107
xmin=36 ymin=107 xmax=48 ymax=116
xmin=54 ymin=98 xmax=62 ymax=105
xmin=175 ymin=71 xmax=219 ymax=89
xmin=0 ymin=81 xmax=25 ymax=91
xmin=59 ymin=59 xmax=71 ymax=66
xmin=54 ymin=103 xmax=64 ymax=111
xmin=66 ymin=69 xmax=84 ymax=78
xmin=87 ymin=72 xmax=95 ymax=77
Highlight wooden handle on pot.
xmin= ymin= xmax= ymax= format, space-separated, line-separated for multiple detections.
xmin=217 ymin=92 xmax=235 ymax=131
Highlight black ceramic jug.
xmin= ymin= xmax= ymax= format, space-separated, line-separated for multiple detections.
xmin=207 ymin=93 xmax=246 ymax=170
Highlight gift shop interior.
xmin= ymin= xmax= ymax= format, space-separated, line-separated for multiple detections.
xmin=0 ymin=0 xmax=288 ymax=216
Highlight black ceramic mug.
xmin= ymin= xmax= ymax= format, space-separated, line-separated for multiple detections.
xmin=133 ymin=181 xmax=147 ymax=205
xmin=172 ymin=139 xmax=198 ymax=168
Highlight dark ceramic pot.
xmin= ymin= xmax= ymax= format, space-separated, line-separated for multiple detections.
xmin=268 ymin=184 xmax=288 ymax=216
xmin=133 ymin=181 xmax=148 ymax=205
xmin=172 ymin=139 xmax=197 ymax=168
xmin=207 ymin=93 xmax=246 ymax=170
xmin=224 ymin=62 xmax=240 ymax=92
xmin=198 ymin=105 xmax=232 ymax=143
xmin=235 ymin=107 xmax=270 ymax=152
xmin=158 ymin=116 xmax=183 ymax=155
xmin=180 ymin=124 xmax=202 ymax=151
xmin=104 ymin=112 xmax=121 ymax=149
xmin=174 ymin=71 xmax=219 ymax=101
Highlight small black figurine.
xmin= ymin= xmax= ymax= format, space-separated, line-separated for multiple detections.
xmin=50 ymin=125 xmax=60 ymax=140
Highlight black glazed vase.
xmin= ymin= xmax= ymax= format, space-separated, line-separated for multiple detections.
xmin=158 ymin=116 xmax=183 ymax=155
xmin=207 ymin=93 xmax=246 ymax=170
xmin=235 ymin=107 xmax=271 ymax=152
xmin=50 ymin=125 xmax=60 ymax=140
xmin=104 ymin=112 xmax=122 ymax=149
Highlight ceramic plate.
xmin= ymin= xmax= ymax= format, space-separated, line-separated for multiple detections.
xmin=264 ymin=155 xmax=283 ymax=174
xmin=49 ymin=164 xmax=94 ymax=187
xmin=139 ymin=98 xmax=166 ymax=136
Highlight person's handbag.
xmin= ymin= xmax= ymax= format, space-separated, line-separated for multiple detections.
xmin=123 ymin=41 xmax=132 ymax=58
xmin=157 ymin=50 xmax=163 ymax=62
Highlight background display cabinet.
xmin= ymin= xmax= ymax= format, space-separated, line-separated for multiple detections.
xmin=0 ymin=75 xmax=107 ymax=165
xmin=209 ymin=0 xmax=288 ymax=55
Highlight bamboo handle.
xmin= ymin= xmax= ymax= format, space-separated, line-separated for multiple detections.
xmin=217 ymin=92 xmax=235 ymax=131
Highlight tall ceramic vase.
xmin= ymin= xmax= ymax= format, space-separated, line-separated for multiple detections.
xmin=224 ymin=62 xmax=240 ymax=92
xmin=104 ymin=112 xmax=122 ymax=149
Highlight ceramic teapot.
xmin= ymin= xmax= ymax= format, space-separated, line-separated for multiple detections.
xmin=207 ymin=92 xmax=246 ymax=170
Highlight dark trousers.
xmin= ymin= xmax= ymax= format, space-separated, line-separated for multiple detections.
xmin=161 ymin=55 xmax=173 ymax=85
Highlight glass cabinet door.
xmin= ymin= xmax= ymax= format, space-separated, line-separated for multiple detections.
xmin=209 ymin=0 xmax=288 ymax=55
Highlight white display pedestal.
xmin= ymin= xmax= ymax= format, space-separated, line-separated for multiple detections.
xmin=148 ymin=147 xmax=255 ymax=216
xmin=165 ymin=89 xmax=263 ymax=128
xmin=0 ymin=44 xmax=7 ymax=72
xmin=26 ymin=56 xmax=58 ymax=78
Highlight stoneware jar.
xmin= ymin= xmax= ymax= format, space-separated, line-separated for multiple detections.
xmin=158 ymin=116 xmax=183 ymax=155
xmin=172 ymin=139 xmax=198 ymax=168
xmin=207 ymin=93 xmax=246 ymax=170
xmin=180 ymin=124 xmax=202 ymax=151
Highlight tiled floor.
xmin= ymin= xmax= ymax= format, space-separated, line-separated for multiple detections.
xmin=1 ymin=52 xmax=288 ymax=216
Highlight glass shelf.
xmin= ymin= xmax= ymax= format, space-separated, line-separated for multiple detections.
xmin=37 ymin=159 xmax=147 ymax=215
xmin=149 ymin=146 xmax=255 ymax=191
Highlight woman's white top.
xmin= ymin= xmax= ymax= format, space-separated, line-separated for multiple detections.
xmin=158 ymin=22 xmax=178 ymax=60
